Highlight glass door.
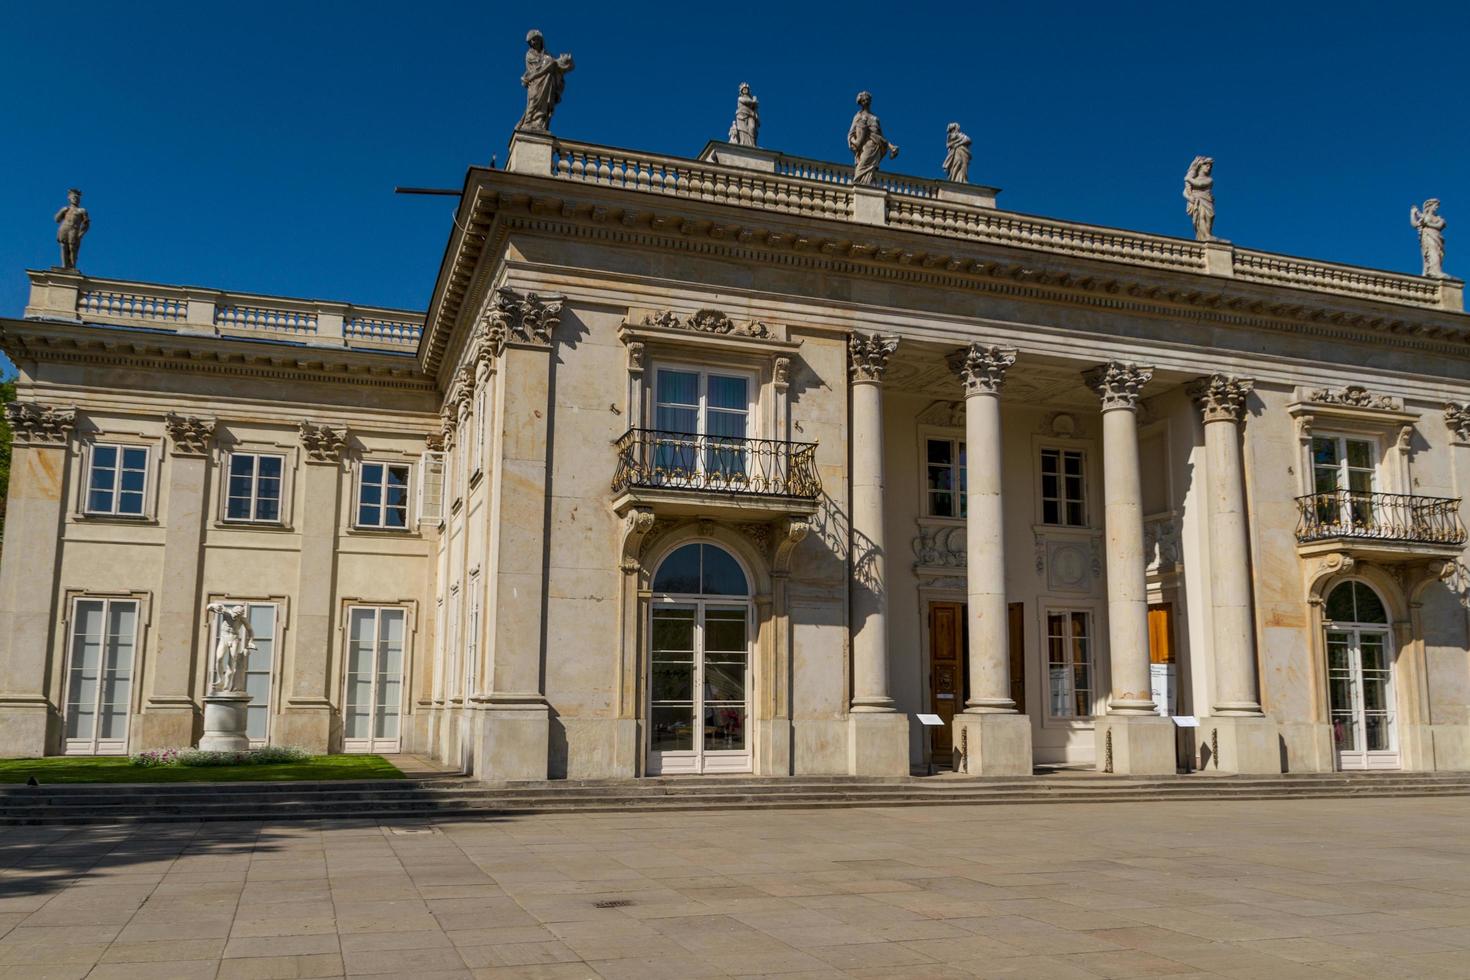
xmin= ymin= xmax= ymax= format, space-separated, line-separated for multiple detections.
xmin=1327 ymin=628 xmax=1398 ymax=770
xmin=648 ymin=601 xmax=751 ymax=775
xmin=64 ymin=598 xmax=138 ymax=755
xmin=1312 ymin=435 xmax=1377 ymax=530
xmin=652 ymin=368 xmax=752 ymax=489
xmin=344 ymin=607 xmax=406 ymax=753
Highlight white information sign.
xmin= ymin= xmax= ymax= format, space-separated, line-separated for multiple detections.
xmin=1171 ymin=715 xmax=1200 ymax=728
xmin=916 ymin=713 xmax=946 ymax=727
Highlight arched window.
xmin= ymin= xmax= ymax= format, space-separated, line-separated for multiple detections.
xmin=651 ymin=543 xmax=749 ymax=597
xmin=1325 ymin=581 xmax=1388 ymax=625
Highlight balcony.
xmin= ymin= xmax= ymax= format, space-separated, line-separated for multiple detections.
xmin=611 ymin=428 xmax=821 ymax=520
xmin=1295 ymin=491 xmax=1467 ymax=561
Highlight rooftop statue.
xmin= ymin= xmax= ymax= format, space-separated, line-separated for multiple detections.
xmin=943 ymin=123 xmax=971 ymax=183
xmin=1411 ymin=198 xmax=1447 ymax=278
xmin=54 ymin=188 xmax=89 ymax=270
xmin=518 ymin=29 xmax=573 ymax=132
xmin=847 ymin=91 xmax=898 ymax=186
xmin=728 ymin=83 xmax=759 ymax=147
xmin=1183 ymin=156 xmax=1216 ymax=242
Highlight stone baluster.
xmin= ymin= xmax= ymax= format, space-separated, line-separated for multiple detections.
xmin=1188 ymin=375 xmax=1281 ymax=772
xmin=948 ymin=345 xmax=1032 ymax=775
xmin=0 ymin=402 xmax=76 ymax=757
xmin=846 ymin=332 xmax=909 ymax=775
xmin=1083 ymin=361 xmax=1174 ymax=774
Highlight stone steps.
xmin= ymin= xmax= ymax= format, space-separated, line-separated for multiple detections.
xmin=3 ymin=771 xmax=1469 ymax=825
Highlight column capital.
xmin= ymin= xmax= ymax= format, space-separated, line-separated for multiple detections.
xmin=1445 ymin=402 xmax=1470 ymax=443
xmin=848 ymin=332 xmax=898 ymax=383
xmin=163 ymin=412 xmax=216 ymax=456
xmin=299 ymin=420 xmax=349 ymax=464
xmin=1188 ymin=373 xmax=1255 ymax=424
xmin=948 ymin=343 xmax=1017 ymax=396
xmin=1083 ymin=360 xmax=1153 ymax=412
xmin=487 ymin=286 xmax=564 ymax=348
xmin=3 ymin=401 xmax=76 ymax=447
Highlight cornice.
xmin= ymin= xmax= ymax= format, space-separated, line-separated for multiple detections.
xmin=428 ymin=171 xmax=1470 ymax=368
xmin=1 ymin=320 xmax=436 ymax=393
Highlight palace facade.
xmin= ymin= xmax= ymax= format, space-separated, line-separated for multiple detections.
xmin=4 ymin=131 xmax=1470 ymax=779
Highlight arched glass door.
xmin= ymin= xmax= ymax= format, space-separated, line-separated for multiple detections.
xmin=1323 ymin=581 xmax=1398 ymax=770
xmin=648 ymin=543 xmax=752 ymax=775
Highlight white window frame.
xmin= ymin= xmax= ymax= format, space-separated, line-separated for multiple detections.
xmin=650 ymin=362 xmax=758 ymax=439
xmin=417 ymin=450 xmax=446 ymax=527
xmin=473 ymin=383 xmax=489 ymax=480
xmin=1311 ymin=433 xmax=1380 ymax=495
xmin=1039 ymin=446 xmax=1088 ymax=528
xmin=922 ymin=434 xmax=966 ymax=519
xmin=62 ymin=595 xmax=141 ymax=755
xmin=465 ymin=571 xmax=481 ymax=699
xmin=354 ymin=460 xmax=414 ymax=531
xmin=342 ymin=604 xmax=409 ymax=753
xmin=83 ymin=443 xmax=152 ymax=518
xmin=1043 ymin=607 xmax=1095 ymax=721
xmin=223 ymin=451 xmax=287 ymax=524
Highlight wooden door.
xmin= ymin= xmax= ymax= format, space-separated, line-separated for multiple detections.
xmin=928 ymin=602 xmax=964 ymax=755
xmin=1008 ymin=602 xmax=1026 ymax=713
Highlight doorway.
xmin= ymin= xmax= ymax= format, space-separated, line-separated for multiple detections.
xmin=927 ymin=601 xmax=1025 ymax=759
xmin=1323 ymin=581 xmax=1398 ymax=770
xmin=343 ymin=606 xmax=406 ymax=754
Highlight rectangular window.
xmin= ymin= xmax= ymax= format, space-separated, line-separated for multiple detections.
xmin=1046 ymin=609 xmax=1093 ymax=719
xmin=465 ymin=575 xmax=480 ymax=698
xmin=357 ymin=462 xmax=410 ymax=529
xmin=474 ymin=385 xmax=488 ymax=475
xmin=1312 ymin=436 xmax=1378 ymax=526
xmin=926 ymin=437 xmax=966 ymax=518
xmin=64 ymin=598 xmax=138 ymax=753
xmin=1040 ymin=448 xmax=1086 ymax=526
xmin=344 ymin=606 xmax=406 ymax=750
xmin=225 ymin=453 xmax=284 ymax=523
xmin=652 ymin=367 xmax=752 ymax=482
xmin=86 ymin=445 xmax=149 ymax=516
xmin=418 ymin=451 xmax=445 ymax=525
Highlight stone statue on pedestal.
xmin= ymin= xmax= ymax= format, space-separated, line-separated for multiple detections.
xmin=54 ymin=188 xmax=89 ymax=270
xmin=728 ymin=83 xmax=759 ymax=146
xmin=1183 ymin=156 xmax=1217 ymax=242
xmin=517 ymin=29 xmax=574 ymax=132
xmin=847 ymin=91 xmax=898 ymax=186
xmin=207 ymin=602 xmax=255 ymax=694
xmin=943 ymin=123 xmax=971 ymax=183
xmin=1411 ymin=198 xmax=1447 ymax=278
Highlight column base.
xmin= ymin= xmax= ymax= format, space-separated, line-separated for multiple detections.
xmin=0 ymin=699 xmax=51 ymax=758
xmin=135 ymin=703 xmax=199 ymax=751
xmin=1096 ymin=715 xmax=1176 ymax=775
xmin=1202 ymin=715 xmax=1283 ymax=773
xmin=952 ymin=713 xmax=1033 ymax=776
xmin=847 ymin=712 xmax=910 ymax=776
xmin=472 ymin=701 xmax=550 ymax=782
xmin=275 ymin=703 xmax=334 ymax=753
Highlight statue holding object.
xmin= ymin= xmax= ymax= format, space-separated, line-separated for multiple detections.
xmin=728 ymin=82 xmax=759 ymax=147
xmin=207 ymin=602 xmax=255 ymax=695
xmin=54 ymin=188 xmax=89 ymax=270
xmin=847 ymin=91 xmax=899 ymax=186
xmin=1183 ymin=155 xmax=1217 ymax=242
xmin=1411 ymin=198 xmax=1447 ymax=278
xmin=518 ymin=29 xmax=574 ymax=132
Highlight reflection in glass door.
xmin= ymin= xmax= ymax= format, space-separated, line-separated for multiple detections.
xmin=344 ymin=607 xmax=406 ymax=753
xmin=649 ymin=602 xmax=750 ymax=774
xmin=64 ymin=598 xmax=138 ymax=755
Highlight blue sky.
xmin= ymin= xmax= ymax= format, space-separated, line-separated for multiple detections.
xmin=2 ymin=0 xmax=1467 ymax=379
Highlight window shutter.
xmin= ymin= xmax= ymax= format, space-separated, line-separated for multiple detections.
xmin=418 ymin=451 xmax=445 ymax=525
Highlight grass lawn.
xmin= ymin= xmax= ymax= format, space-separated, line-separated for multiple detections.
xmin=0 ymin=755 xmax=405 ymax=784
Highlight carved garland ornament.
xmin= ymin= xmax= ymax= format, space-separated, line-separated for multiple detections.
xmin=1305 ymin=384 xmax=1403 ymax=412
xmin=948 ymin=343 xmax=1017 ymax=396
xmin=299 ymin=421 xmax=348 ymax=463
xmin=1082 ymin=360 xmax=1154 ymax=411
xmin=1188 ymin=373 xmax=1254 ymax=424
xmin=164 ymin=412 xmax=216 ymax=456
xmin=641 ymin=308 xmax=773 ymax=338
xmin=3 ymin=401 xmax=76 ymax=445
xmin=848 ymin=332 xmax=899 ymax=382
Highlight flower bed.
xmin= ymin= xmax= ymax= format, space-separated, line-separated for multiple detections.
xmin=130 ymin=745 xmax=313 ymax=768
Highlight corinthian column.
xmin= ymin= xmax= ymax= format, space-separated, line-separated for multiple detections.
xmin=948 ymin=345 xmax=1032 ymax=775
xmin=1083 ymin=361 xmax=1174 ymax=773
xmin=846 ymin=332 xmax=909 ymax=775
xmin=1187 ymin=374 xmax=1282 ymax=772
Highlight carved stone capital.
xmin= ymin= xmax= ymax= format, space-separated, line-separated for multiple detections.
xmin=298 ymin=420 xmax=348 ymax=464
xmin=1188 ymin=373 xmax=1254 ymax=424
xmin=471 ymin=312 xmax=507 ymax=373
xmin=3 ymin=401 xmax=76 ymax=446
xmin=626 ymin=341 xmax=646 ymax=376
xmin=1446 ymin=402 xmax=1470 ymax=443
xmin=164 ymin=412 xmax=216 ymax=456
xmin=848 ymin=332 xmax=898 ymax=383
xmin=491 ymin=286 xmax=565 ymax=347
xmin=1082 ymin=360 xmax=1153 ymax=412
xmin=948 ymin=343 xmax=1017 ymax=396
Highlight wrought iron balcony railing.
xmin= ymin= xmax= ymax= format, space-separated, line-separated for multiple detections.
xmin=612 ymin=428 xmax=822 ymax=499
xmin=1295 ymin=491 xmax=1467 ymax=547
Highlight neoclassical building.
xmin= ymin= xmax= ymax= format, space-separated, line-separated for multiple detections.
xmin=4 ymin=129 xmax=1470 ymax=780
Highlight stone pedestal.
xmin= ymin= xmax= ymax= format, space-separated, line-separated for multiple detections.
xmin=848 ymin=712 xmax=910 ymax=776
xmin=199 ymin=693 xmax=251 ymax=752
xmin=1096 ymin=715 xmax=1176 ymax=775
xmin=1204 ymin=715 xmax=1282 ymax=773
xmin=472 ymin=701 xmax=550 ymax=782
xmin=953 ymin=713 xmax=1033 ymax=776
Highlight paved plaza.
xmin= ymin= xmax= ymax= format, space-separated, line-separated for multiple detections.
xmin=2 ymin=797 xmax=1470 ymax=979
